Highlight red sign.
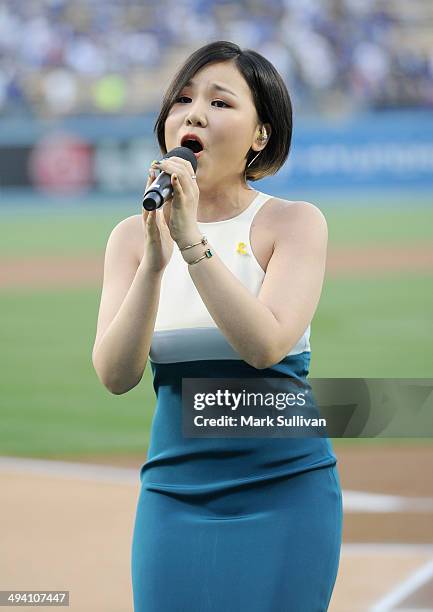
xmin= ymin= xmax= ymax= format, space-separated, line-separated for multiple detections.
xmin=29 ymin=133 xmax=93 ymax=193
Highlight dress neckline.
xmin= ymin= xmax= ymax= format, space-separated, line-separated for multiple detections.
xmin=196 ymin=191 xmax=262 ymax=225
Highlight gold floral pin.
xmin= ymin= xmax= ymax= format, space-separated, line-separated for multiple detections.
xmin=236 ymin=241 xmax=249 ymax=255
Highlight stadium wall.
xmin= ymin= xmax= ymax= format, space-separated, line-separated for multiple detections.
xmin=0 ymin=111 xmax=431 ymax=202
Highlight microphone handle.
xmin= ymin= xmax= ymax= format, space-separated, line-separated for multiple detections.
xmin=142 ymin=171 xmax=173 ymax=211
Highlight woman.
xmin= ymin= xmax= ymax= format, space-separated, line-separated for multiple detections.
xmin=92 ymin=41 xmax=343 ymax=612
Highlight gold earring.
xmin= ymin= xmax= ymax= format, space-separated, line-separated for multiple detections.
xmin=258 ymin=128 xmax=267 ymax=142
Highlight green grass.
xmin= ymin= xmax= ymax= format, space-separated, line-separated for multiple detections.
xmin=0 ymin=211 xmax=126 ymax=256
xmin=1 ymin=201 xmax=432 ymax=457
xmin=310 ymin=274 xmax=433 ymax=378
xmin=325 ymin=207 xmax=433 ymax=245
xmin=0 ymin=288 xmax=155 ymax=457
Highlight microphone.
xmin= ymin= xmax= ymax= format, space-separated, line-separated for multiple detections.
xmin=142 ymin=146 xmax=198 ymax=211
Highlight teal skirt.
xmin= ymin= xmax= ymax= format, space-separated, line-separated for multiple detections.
xmin=131 ymin=356 xmax=343 ymax=611
xmin=132 ymin=463 xmax=342 ymax=611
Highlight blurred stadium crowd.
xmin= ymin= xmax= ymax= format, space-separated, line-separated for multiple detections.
xmin=0 ymin=0 xmax=432 ymax=117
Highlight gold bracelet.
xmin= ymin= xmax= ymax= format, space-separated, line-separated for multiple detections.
xmin=179 ymin=235 xmax=208 ymax=251
xmin=188 ymin=248 xmax=213 ymax=265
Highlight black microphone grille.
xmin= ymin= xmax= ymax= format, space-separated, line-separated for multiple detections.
xmin=161 ymin=146 xmax=198 ymax=172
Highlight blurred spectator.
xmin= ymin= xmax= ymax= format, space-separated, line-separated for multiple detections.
xmin=0 ymin=0 xmax=432 ymax=117
xmin=93 ymin=74 xmax=127 ymax=112
xmin=41 ymin=69 xmax=77 ymax=114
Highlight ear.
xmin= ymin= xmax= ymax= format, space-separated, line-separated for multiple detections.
xmin=251 ymin=122 xmax=272 ymax=152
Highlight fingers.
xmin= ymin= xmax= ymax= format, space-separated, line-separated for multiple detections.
xmin=170 ymin=172 xmax=184 ymax=201
xmin=152 ymin=156 xmax=194 ymax=171
xmin=151 ymin=158 xmax=197 ymax=185
xmin=142 ymin=209 xmax=161 ymax=242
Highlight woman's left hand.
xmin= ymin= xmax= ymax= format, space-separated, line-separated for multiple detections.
xmin=151 ymin=156 xmax=200 ymax=246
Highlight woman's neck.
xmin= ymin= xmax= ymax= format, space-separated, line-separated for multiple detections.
xmin=196 ymin=184 xmax=256 ymax=222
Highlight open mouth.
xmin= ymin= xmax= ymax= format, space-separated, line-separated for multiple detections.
xmin=181 ymin=136 xmax=204 ymax=155
xmin=183 ymin=140 xmax=203 ymax=153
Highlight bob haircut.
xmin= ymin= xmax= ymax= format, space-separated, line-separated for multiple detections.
xmin=153 ymin=40 xmax=293 ymax=181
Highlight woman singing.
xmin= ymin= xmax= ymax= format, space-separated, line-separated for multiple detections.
xmin=92 ymin=40 xmax=343 ymax=612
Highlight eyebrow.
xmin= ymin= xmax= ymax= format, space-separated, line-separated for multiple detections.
xmin=184 ymin=80 xmax=238 ymax=98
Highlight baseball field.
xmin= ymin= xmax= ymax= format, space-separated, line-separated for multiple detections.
xmin=1 ymin=192 xmax=432 ymax=611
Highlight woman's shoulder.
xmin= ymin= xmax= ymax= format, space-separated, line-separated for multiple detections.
xmin=263 ymin=196 xmax=327 ymax=235
xmin=264 ymin=195 xmax=326 ymax=219
xmin=107 ymin=214 xmax=144 ymax=263
xmin=109 ymin=213 xmax=143 ymax=239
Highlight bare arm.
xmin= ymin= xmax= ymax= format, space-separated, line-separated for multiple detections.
xmin=185 ymin=202 xmax=328 ymax=369
xmin=92 ymin=216 xmax=163 ymax=395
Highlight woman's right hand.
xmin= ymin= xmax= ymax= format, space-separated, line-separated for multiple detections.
xmin=141 ymin=166 xmax=174 ymax=273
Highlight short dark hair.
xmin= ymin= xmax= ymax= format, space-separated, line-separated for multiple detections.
xmin=153 ymin=40 xmax=293 ymax=181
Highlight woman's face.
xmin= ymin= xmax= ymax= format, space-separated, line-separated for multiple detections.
xmin=164 ymin=60 xmax=263 ymax=187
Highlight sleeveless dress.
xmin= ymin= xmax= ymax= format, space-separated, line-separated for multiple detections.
xmin=131 ymin=190 xmax=343 ymax=612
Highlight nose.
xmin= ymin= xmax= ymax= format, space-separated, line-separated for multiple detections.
xmin=185 ymin=103 xmax=207 ymax=127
